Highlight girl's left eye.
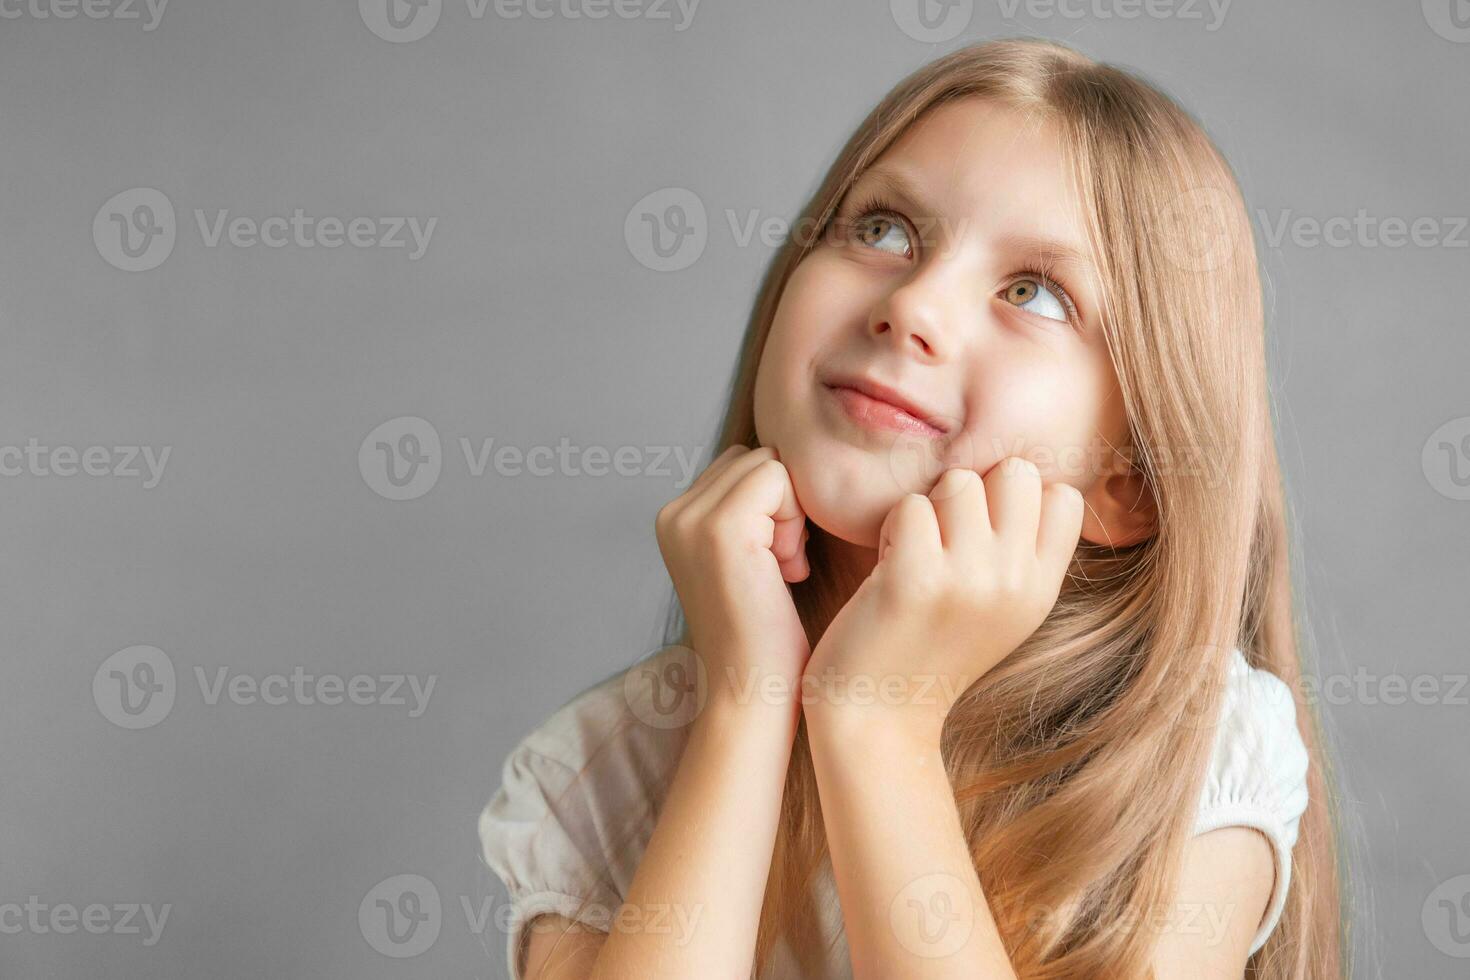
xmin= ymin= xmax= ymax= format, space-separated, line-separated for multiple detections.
xmin=1002 ymin=276 xmax=1074 ymax=325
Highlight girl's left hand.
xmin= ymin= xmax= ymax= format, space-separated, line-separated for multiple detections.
xmin=801 ymin=457 xmax=1085 ymax=744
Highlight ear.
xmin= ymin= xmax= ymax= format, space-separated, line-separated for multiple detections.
xmin=1078 ymin=466 xmax=1157 ymax=548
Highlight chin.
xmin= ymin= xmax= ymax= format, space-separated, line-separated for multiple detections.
xmin=782 ymin=444 xmax=905 ymax=550
xmin=802 ymin=494 xmax=886 ymax=549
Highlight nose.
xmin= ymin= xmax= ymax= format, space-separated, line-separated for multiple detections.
xmin=867 ymin=266 xmax=962 ymax=360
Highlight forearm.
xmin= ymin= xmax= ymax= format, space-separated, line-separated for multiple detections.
xmin=806 ymin=710 xmax=1018 ymax=980
xmin=590 ymin=682 xmax=799 ymax=980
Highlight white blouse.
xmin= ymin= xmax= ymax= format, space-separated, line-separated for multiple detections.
xmin=479 ymin=645 xmax=1309 ymax=979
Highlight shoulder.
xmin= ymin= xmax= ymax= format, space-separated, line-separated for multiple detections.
xmin=1154 ymin=823 xmax=1276 ymax=974
xmin=497 ymin=643 xmax=700 ymax=785
xmin=477 ymin=646 xmax=695 ymax=974
xmin=1195 ymin=648 xmax=1310 ymax=838
xmin=1191 ymin=646 xmax=1311 ymax=957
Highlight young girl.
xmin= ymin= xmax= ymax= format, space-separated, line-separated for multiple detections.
xmin=480 ymin=37 xmax=1344 ymax=979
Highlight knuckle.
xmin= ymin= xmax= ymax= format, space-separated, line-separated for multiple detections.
xmin=998 ymin=566 xmax=1031 ymax=597
xmin=911 ymin=565 xmax=957 ymax=604
xmin=993 ymin=456 xmax=1038 ymax=482
xmin=654 ymin=504 xmax=679 ymax=540
xmin=702 ymin=510 xmax=735 ymax=542
xmin=704 ymin=510 xmax=753 ymax=551
xmin=661 ymin=514 xmax=698 ymax=550
xmin=934 ymin=466 xmax=978 ymax=499
xmin=899 ymin=492 xmax=931 ymax=513
xmin=753 ymin=456 xmax=785 ymax=479
xmin=973 ymin=563 xmax=1027 ymax=600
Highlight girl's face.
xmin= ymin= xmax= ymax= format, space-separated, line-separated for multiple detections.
xmin=753 ymin=96 xmax=1138 ymax=554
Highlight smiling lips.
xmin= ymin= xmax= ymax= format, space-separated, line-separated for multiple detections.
xmin=823 ymin=375 xmax=951 ymax=439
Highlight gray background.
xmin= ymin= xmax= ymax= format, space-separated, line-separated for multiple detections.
xmin=1 ymin=0 xmax=1466 ymax=976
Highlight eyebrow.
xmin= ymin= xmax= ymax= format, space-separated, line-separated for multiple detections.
xmin=846 ymin=164 xmax=1100 ymax=285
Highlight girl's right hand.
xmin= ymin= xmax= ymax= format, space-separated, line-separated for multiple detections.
xmin=654 ymin=445 xmax=812 ymax=702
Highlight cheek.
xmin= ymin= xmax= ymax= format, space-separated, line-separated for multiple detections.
xmin=753 ymin=308 xmax=812 ymax=451
xmin=957 ymin=359 xmax=1112 ymax=482
xmin=773 ymin=250 xmax=875 ymax=342
xmin=754 ymin=258 xmax=862 ymax=436
xmin=753 ymin=310 xmax=803 ymax=447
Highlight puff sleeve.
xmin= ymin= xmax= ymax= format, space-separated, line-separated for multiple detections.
xmin=1190 ymin=648 xmax=1311 ymax=957
xmin=478 ymin=657 xmax=689 ymax=980
xmin=479 ymin=741 xmax=625 ymax=980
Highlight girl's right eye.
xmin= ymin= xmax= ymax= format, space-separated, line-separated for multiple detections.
xmin=849 ymin=208 xmax=913 ymax=258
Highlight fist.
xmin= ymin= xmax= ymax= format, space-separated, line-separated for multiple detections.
xmin=802 ymin=457 xmax=1085 ymax=736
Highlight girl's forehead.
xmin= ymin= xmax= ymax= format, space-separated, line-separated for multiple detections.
xmin=876 ymin=100 xmax=1073 ymax=208
xmin=858 ymin=107 xmax=1091 ymax=258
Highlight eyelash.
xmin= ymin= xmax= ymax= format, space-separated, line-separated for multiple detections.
xmin=838 ymin=192 xmax=1083 ymax=329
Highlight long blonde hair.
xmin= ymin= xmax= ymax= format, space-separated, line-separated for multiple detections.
xmin=651 ymin=36 xmax=1347 ymax=979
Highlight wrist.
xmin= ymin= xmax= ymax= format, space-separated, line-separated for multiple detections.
xmin=798 ymin=658 xmax=955 ymax=750
xmin=697 ymin=680 xmax=802 ymax=736
xmin=804 ymin=699 xmax=947 ymax=758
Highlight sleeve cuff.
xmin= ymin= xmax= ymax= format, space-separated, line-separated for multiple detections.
xmin=501 ymin=888 xmax=615 ymax=980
